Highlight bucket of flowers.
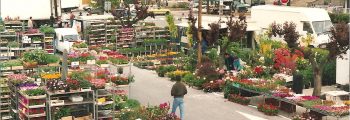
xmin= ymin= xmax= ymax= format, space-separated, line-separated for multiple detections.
xmin=257 ymin=103 xmax=279 ymax=116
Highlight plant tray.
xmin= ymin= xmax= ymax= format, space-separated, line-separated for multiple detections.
xmin=80 ymin=87 xmax=91 ymax=91
xmin=21 ymin=92 xmax=46 ymax=99
xmin=11 ymin=66 xmax=23 ymax=70
xmin=69 ymin=95 xmax=83 ymax=102
xmin=0 ymin=67 xmax=11 ymax=70
xmin=99 ymin=64 xmax=109 ymax=68
xmin=50 ymin=100 xmax=64 ymax=106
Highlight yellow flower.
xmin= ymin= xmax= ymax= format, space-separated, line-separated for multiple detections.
xmin=41 ymin=73 xmax=61 ymax=79
xmin=344 ymin=100 xmax=350 ymax=105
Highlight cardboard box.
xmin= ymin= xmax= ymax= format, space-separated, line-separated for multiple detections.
xmin=61 ymin=116 xmax=73 ymax=120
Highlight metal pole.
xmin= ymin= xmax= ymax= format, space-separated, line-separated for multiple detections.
xmin=197 ymin=0 xmax=202 ymax=64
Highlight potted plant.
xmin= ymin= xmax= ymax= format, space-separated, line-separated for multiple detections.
xmin=22 ymin=50 xmax=48 ymax=66
xmin=78 ymin=79 xmax=92 ymax=91
xmin=117 ymin=67 xmax=123 ymax=74
xmin=32 ymin=37 xmax=42 ymax=43
xmin=90 ymin=79 xmax=106 ymax=89
xmin=22 ymin=88 xmax=46 ymax=99
xmin=257 ymin=103 xmax=279 ymax=116
xmin=44 ymin=54 xmax=60 ymax=66
xmin=66 ymin=78 xmax=79 ymax=91
xmin=46 ymin=79 xmax=67 ymax=93
xmin=8 ymin=74 xmax=27 ymax=86
xmin=55 ymin=107 xmax=72 ymax=120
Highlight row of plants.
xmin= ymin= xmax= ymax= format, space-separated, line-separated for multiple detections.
xmin=22 ymin=49 xmax=60 ymax=67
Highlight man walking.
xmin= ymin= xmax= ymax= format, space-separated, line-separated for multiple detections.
xmin=69 ymin=11 xmax=75 ymax=27
xmin=171 ymin=76 xmax=187 ymax=120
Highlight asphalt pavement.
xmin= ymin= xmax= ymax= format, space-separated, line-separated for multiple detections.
xmin=115 ymin=65 xmax=289 ymax=120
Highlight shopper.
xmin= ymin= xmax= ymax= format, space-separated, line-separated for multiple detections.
xmin=233 ymin=55 xmax=242 ymax=71
xmin=171 ymin=77 xmax=187 ymax=120
xmin=224 ymin=53 xmax=234 ymax=71
xmin=50 ymin=13 xmax=55 ymax=27
xmin=69 ymin=11 xmax=75 ymax=27
xmin=28 ymin=17 xmax=33 ymax=29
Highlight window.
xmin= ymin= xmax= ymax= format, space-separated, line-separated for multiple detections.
xmin=303 ymin=22 xmax=313 ymax=34
xmin=312 ymin=20 xmax=332 ymax=34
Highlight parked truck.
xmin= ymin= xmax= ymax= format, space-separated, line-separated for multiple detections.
xmin=0 ymin=0 xmax=60 ymax=21
xmin=54 ymin=28 xmax=82 ymax=53
xmin=251 ymin=5 xmax=333 ymax=47
xmin=60 ymin=0 xmax=81 ymax=12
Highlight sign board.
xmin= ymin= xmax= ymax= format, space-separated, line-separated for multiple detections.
xmin=71 ymin=61 xmax=79 ymax=67
xmin=104 ymin=1 xmax=111 ymax=11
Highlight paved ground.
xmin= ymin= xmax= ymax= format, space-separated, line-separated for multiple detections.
xmin=113 ymin=65 xmax=289 ymax=120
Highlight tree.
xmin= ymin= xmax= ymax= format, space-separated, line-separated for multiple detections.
xmin=165 ymin=14 xmax=178 ymax=39
xmin=206 ymin=22 xmax=220 ymax=47
xmin=272 ymin=22 xmax=349 ymax=96
xmin=222 ymin=14 xmax=247 ymax=54
xmin=112 ymin=0 xmax=154 ymax=27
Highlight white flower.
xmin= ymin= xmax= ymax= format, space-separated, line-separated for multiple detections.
xmin=210 ymin=81 xmax=213 ymax=83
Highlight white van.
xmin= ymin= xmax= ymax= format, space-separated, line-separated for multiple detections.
xmin=251 ymin=5 xmax=333 ymax=47
xmin=54 ymin=28 xmax=82 ymax=53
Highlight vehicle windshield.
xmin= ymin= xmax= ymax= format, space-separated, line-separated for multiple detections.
xmin=63 ymin=35 xmax=79 ymax=41
xmin=312 ymin=20 xmax=332 ymax=34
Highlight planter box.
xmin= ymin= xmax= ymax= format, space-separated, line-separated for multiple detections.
xmin=87 ymin=60 xmax=96 ymax=65
xmin=61 ymin=116 xmax=73 ymax=120
xmin=20 ymin=92 xmax=46 ymax=99
xmin=265 ymin=98 xmax=280 ymax=107
xmin=280 ymin=101 xmax=296 ymax=113
xmin=11 ymin=66 xmax=23 ymax=70
xmin=80 ymin=87 xmax=91 ymax=91
xmin=51 ymin=100 xmax=64 ymax=106
xmin=99 ymin=64 xmax=109 ymax=68
xmin=0 ymin=67 xmax=11 ymax=70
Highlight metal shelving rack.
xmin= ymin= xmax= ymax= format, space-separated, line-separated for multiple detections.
xmin=0 ymin=77 xmax=11 ymax=120
xmin=95 ymin=89 xmax=115 ymax=120
xmin=46 ymin=90 xmax=95 ymax=120
xmin=8 ymin=80 xmax=19 ymax=120
xmin=18 ymin=92 xmax=46 ymax=120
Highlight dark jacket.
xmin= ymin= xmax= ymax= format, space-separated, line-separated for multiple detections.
xmin=171 ymin=82 xmax=187 ymax=98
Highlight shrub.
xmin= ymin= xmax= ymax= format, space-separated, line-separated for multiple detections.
xmin=322 ymin=60 xmax=336 ymax=85
xmin=329 ymin=13 xmax=349 ymax=23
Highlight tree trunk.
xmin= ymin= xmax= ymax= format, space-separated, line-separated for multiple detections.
xmin=197 ymin=0 xmax=203 ymax=65
xmin=312 ymin=66 xmax=323 ymax=96
xmin=207 ymin=0 xmax=210 ymax=14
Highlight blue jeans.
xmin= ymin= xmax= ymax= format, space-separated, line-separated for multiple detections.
xmin=172 ymin=97 xmax=184 ymax=120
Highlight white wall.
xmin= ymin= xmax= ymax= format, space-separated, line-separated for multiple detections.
xmin=1 ymin=0 xmax=52 ymax=20
xmin=336 ymin=50 xmax=350 ymax=85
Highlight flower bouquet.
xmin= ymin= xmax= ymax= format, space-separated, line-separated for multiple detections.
xmin=257 ymin=103 xmax=279 ymax=116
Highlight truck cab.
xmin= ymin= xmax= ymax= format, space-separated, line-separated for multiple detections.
xmin=54 ymin=28 xmax=82 ymax=53
xmin=251 ymin=5 xmax=333 ymax=47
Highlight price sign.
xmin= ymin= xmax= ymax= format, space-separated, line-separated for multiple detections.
xmin=71 ymin=61 xmax=79 ymax=67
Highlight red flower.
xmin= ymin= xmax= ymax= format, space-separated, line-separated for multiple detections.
xmin=254 ymin=66 xmax=264 ymax=75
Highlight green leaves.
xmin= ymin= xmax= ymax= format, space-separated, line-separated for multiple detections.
xmin=24 ymin=88 xmax=46 ymax=96
xmin=166 ymin=14 xmax=178 ymax=39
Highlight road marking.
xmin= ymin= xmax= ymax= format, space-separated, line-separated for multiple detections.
xmin=236 ymin=111 xmax=268 ymax=120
